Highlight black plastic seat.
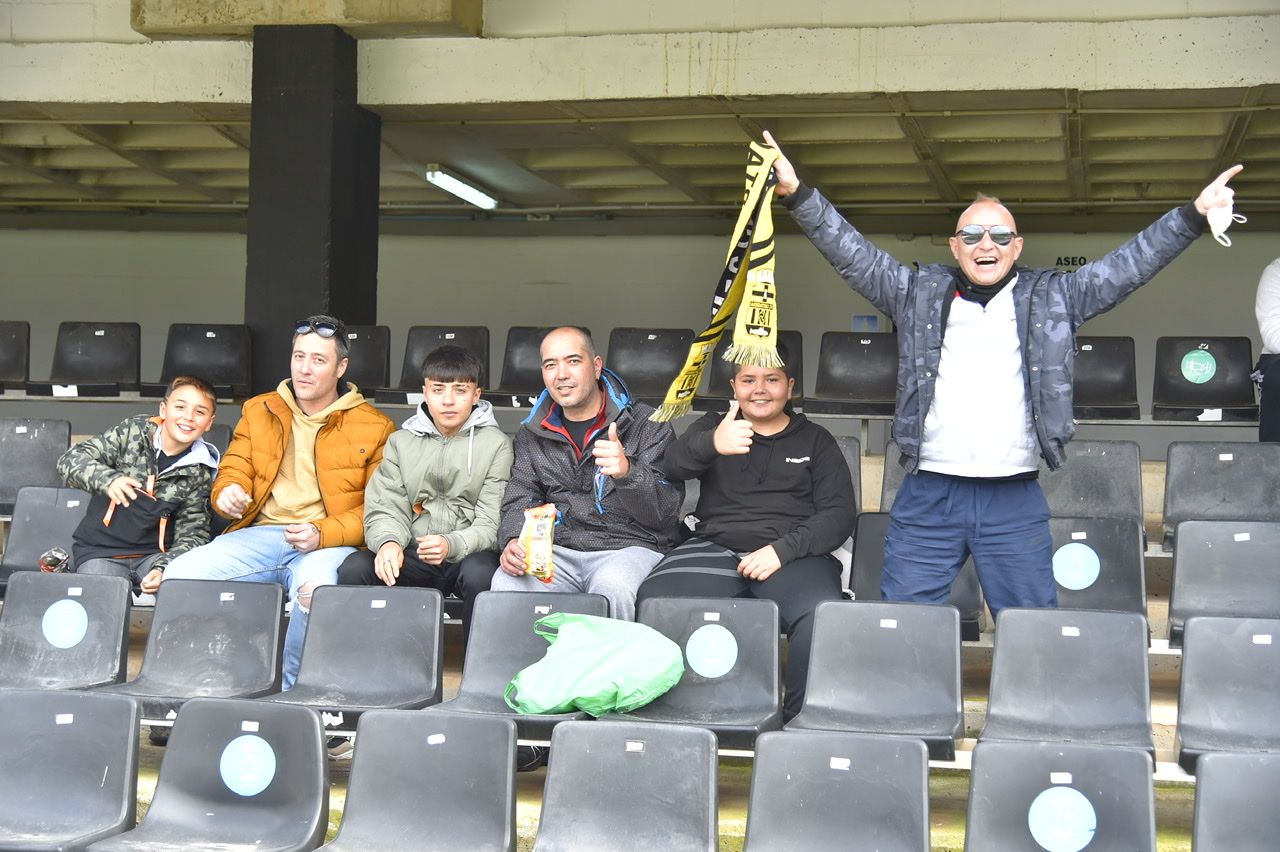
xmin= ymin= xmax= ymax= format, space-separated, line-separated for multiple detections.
xmin=786 ymin=600 xmax=962 ymax=760
xmin=693 ymin=330 xmax=804 ymax=412
xmin=1162 ymin=441 xmax=1280 ymax=550
xmin=1049 ymin=516 xmax=1146 ymax=615
xmin=1192 ymin=752 xmax=1280 ymax=850
xmin=376 ymin=325 xmax=490 ymax=403
xmin=0 ymin=571 xmax=130 ymax=689
xmin=534 ymin=720 xmax=717 ymax=852
xmin=835 ymin=436 xmax=863 ymax=510
xmin=1038 ymin=439 xmax=1144 ymax=522
xmin=0 ymin=320 xmax=29 ymax=388
xmin=850 ymin=512 xmax=984 ymax=642
xmin=320 ymin=710 xmax=516 ymax=851
xmin=1072 ymin=335 xmax=1140 ymax=419
xmin=27 ymin=321 xmax=141 ymax=396
xmin=0 ymin=689 xmax=139 ymax=851
xmin=430 ymin=591 xmax=608 ymax=740
xmin=980 ymin=608 xmax=1153 ymax=756
xmin=341 ymin=325 xmax=391 ymax=392
xmin=1176 ymin=615 xmax=1280 ymax=774
xmin=259 ymin=586 xmax=443 ymax=723
xmin=606 ymin=327 xmax=695 ymax=405
xmin=0 ymin=485 xmax=89 ymax=595
xmin=1152 ymin=335 xmax=1258 ymax=421
xmin=0 ymin=418 xmax=71 ymax=517
xmin=141 ymin=323 xmax=252 ymax=399
xmin=204 ymin=421 xmax=234 ymax=455
xmin=804 ymin=331 xmax=897 ymax=415
xmin=965 ymin=740 xmax=1155 ymax=852
xmin=485 ymin=326 xmax=556 ymax=408
xmin=606 ymin=596 xmax=782 ymax=749
xmin=1167 ymin=520 xmax=1280 ymax=647
xmin=743 ymin=730 xmax=929 ymax=852
xmin=93 ymin=579 xmax=283 ymax=719
xmin=89 ymin=697 xmax=327 ymax=852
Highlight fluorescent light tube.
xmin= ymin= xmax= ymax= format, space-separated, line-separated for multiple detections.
xmin=424 ymin=164 xmax=498 ymax=210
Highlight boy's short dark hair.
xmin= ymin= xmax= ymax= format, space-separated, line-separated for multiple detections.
xmin=733 ymin=341 xmax=792 ymax=379
xmin=422 ymin=345 xmax=484 ymax=385
xmin=165 ymin=375 xmax=218 ymax=409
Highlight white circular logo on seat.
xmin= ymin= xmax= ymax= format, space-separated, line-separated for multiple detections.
xmin=41 ymin=599 xmax=89 ymax=649
xmin=220 ymin=734 xmax=277 ymax=797
xmin=1027 ymin=785 xmax=1097 ymax=852
xmin=685 ymin=624 xmax=738 ymax=679
xmin=1052 ymin=543 xmax=1101 ymax=591
xmin=1180 ymin=350 xmax=1217 ymax=384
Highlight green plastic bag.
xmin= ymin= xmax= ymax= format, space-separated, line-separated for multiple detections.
xmin=504 ymin=612 xmax=685 ymax=717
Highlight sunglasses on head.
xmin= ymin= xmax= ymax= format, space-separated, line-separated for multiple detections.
xmin=954 ymin=224 xmax=1018 ymax=246
xmin=294 ymin=319 xmax=338 ymax=338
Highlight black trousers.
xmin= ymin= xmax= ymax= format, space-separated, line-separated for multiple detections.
xmin=1260 ymin=354 xmax=1280 ymax=442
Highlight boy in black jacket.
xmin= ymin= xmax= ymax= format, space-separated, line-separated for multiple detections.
xmin=636 ymin=344 xmax=855 ymax=719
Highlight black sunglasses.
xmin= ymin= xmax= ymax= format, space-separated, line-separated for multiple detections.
xmin=294 ymin=319 xmax=338 ymax=338
xmin=954 ymin=224 xmax=1018 ymax=246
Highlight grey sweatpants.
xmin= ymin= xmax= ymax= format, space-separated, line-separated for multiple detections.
xmin=489 ymin=544 xmax=662 ymax=621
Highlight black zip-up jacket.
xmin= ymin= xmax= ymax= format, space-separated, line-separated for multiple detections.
xmin=663 ymin=409 xmax=855 ymax=563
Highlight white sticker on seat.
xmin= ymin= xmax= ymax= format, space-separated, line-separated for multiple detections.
xmin=1218 ymin=453 xmax=1234 ymax=461
xmin=1253 ymin=634 xmax=1272 ymax=645
xmin=241 ymin=721 xmax=259 ymax=732
xmin=1027 ymin=785 xmax=1097 ymax=852
xmin=94 ymin=329 xmax=105 ymax=336
xmin=1061 ymin=626 xmax=1080 ymax=637
xmin=206 ymin=332 xmax=217 ymax=338
xmin=647 ymin=334 xmax=657 ymax=340
xmin=68 ymin=587 xmax=83 ymax=597
xmin=14 ymin=425 xmax=27 ymax=434
xmin=445 ymin=333 xmax=456 ymax=339
xmin=1080 ymin=344 xmax=1093 ymax=352
xmin=1070 ymin=532 xmax=1087 ymax=541
xmin=1234 ymin=532 xmax=1251 ymax=542
xmin=371 ymin=600 xmax=387 ymax=608
xmin=830 ymin=757 xmax=851 ymax=771
xmin=1053 ymin=543 xmax=1100 ymax=591
xmin=703 ymin=612 xmax=721 ymax=622
xmin=348 ymin=333 xmax=359 ymax=340
xmin=55 ymin=714 xmax=74 ymax=725
xmin=626 ymin=739 xmax=645 ymax=752
xmin=220 ymin=734 xmax=277 ymax=797
xmin=879 ymin=619 xmax=898 ymax=629
xmin=534 ymin=605 xmax=551 ymax=614
xmin=685 ymin=624 xmax=738 ymax=679
xmin=42 ymin=599 xmax=89 ymax=649
xmin=220 ymin=592 xmax=236 ymax=602
xmin=1050 ymin=772 xmax=1073 ymax=784
xmin=427 ymin=733 xmax=446 ymax=745
xmin=52 ymin=385 xmax=79 ymax=397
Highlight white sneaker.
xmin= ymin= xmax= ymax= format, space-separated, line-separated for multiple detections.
xmin=327 ymin=736 xmax=354 ymax=760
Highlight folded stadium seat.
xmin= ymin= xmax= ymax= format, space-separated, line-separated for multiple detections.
xmin=340 ymin=325 xmax=391 ymax=393
xmin=88 ymin=697 xmax=327 ymax=852
xmin=851 ymin=512 xmax=984 ymax=642
xmin=743 ymin=730 xmax=930 ymax=852
xmin=319 ymin=710 xmax=517 ymax=852
xmin=484 ymin=326 xmax=557 ymax=409
xmin=258 ymin=586 xmax=443 ymax=726
xmin=693 ymin=329 xmax=804 ymax=413
xmin=785 ymin=600 xmax=962 ymax=761
xmin=803 ymin=332 xmax=897 ymax=415
xmin=965 ymin=740 xmax=1155 ymax=852
xmin=1167 ymin=520 xmax=1280 ymax=647
xmin=605 ymin=327 xmax=695 ymax=406
xmin=534 ymin=720 xmax=717 ymax=852
xmin=92 ymin=579 xmax=283 ymax=720
xmin=376 ymin=325 xmax=490 ymax=404
xmin=1071 ymin=335 xmax=1140 ymax=420
xmin=0 ymin=418 xmax=71 ymax=517
xmin=427 ymin=591 xmax=608 ymax=740
xmin=141 ymin=323 xmax=252 ymax=399
xmin=26 ymin=321 xmax=141 ymax=397
xmin=1037 ymin=439 xmax=1144 ymax=523
xmin=0 ymin=689 xmax=139 ymax=851
xmin=605 ymin=596 xmax=782 ymax=749
xmin=0 ymin=320 xmax=29 ymax=389
xmin=1049 ymin=516 xmax=1147 ymax=616
xmin=979 ymin=608 xmax=1153 ymax=757
xmin=0 ymin=485 xmax=90 ymax=596
xmin=1152 ymin=335 xmax=1259 ymax=421
xmin=1176 ymin=615 xmax=1280 ymax=775
xmin=1162 ymin=441 xmax=1280 ymax=551
xmin=1191 ymin=752 xmax=1280 ymax=849
xmin=0 ymin=572 xmax=130 ymax=689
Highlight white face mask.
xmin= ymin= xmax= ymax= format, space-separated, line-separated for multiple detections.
xmin=1207 ymin=202 xmax=1246 ymax=247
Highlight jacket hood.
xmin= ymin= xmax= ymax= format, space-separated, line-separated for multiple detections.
xmin=403 ymin=398 xmax=500 ymax=436
xmin=146 ymin=416 xmax=221 ymax=473
xmin=277 ymin=380 xmax=366 ymax=418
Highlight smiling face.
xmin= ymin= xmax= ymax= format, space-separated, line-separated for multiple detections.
xmin=731 ymin=364 xmax=794 ymax=428
xmin=291 ymin=332 xmax=347 ymax=414
xmin=949 ymin=200 xmax=1024 ymax=286
xmin=424 ymin=378 xmax=482 ymax=437
xmin=158 ymin=384 xmax=216 ymax=455
xmin=540 ymin=327 xmax=603 ymax=420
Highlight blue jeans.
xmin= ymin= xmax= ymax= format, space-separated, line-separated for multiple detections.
xmin=163 ymin=525 xmax=354 ymax=689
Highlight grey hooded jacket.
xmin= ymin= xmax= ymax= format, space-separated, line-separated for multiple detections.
xmin=785 ymin=185 xmax=1206 ymax=471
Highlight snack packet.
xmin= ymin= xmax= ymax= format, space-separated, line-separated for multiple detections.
xmin=520 ymin=503 xmax=557 ymax=583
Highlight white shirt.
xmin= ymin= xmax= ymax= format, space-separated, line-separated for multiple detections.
xmin=1256 ymin=257 xmax=1280 ymax=356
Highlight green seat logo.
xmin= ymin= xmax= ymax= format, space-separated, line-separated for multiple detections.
xmin=1180 ymin=349 xmax=1217 ymax=384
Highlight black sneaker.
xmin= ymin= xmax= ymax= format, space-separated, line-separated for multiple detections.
xmin=148 ymin=726 xmax=170 ymax=747
xmin=516 ymin=745 xmax=548 ymax=772
xmin=327 ymin=736 xmax=355 ymax=760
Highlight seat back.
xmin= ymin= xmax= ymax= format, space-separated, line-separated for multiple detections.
xmin=49 ymin=321 xmax=141 ymax=388
xmin=1049 ymin=516 xmax=1146 ymax=614
xmin=1192 ymin=752 xmax=1280 ymax=849
xmin=398 ymin=325 xmax=490 ymax=389
xmin=606 ymin=327 xmax=695 ymax=401
xmin=341 ymin=325 xmax=391 ymax=392
xmin=965 ymin=740 xmax=1155 ymax=851
xmin=1162 ymin=442 xmax=1280 ymax=549
xmin=1038 ymin=439 xmax=1143 ymax=522
xmin=159 ymin=323 xmax=252 ymax=397
xmin=744 ymin=730 xmax=929 ymax=852
xmin=536 ymin=720 xmax=717 ymax=852
xmin=808 ymin=332 xmax=897 ymax=414
xmin=492 ymin=326 xmax=555 ymax=398
xmin=702 ymin=329 xmax=804 ymax=403
xmin=0 ymin=320 xmax=30 ymax=386
xmin=0 ymin=486 xmax=90 ymax=588
xmin=834 ymin=436 xmax=862 ymax=513
xmin=0 ymin=689 xmax=138 ymax=846
xmin=203 ymin=422 xmax=234 ymax=455
xmin=0 ymin=571 xmax=130 ymax=688
xmin=1072 ymin=335 xmax=1139 ymax=418
xmin=0 ymin=419 xmax=71 ymax=515
xmin=1152 ymin=335 xmax=1258 ymax=419
xmin=332 ymin=710 xmax=516 ymax=851
xmin=1168 ymin=520 xmax=1280 ymax=645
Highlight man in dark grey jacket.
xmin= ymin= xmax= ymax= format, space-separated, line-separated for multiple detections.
xmin=765 ymin=130 xmax=1241 ymax=616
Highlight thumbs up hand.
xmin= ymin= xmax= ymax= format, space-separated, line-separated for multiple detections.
xmin=592 ymin=421 xmax=631 ymax=479
xmin=713 ymin=401 xmax=756 ymax=456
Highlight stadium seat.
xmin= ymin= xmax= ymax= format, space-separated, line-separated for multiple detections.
xmin=320 ymin=710 xmax=516 ymax=852
xmin=1176 ymin=615 xmax=1280 ymax=774
xmin=377 ymin=325 xmax=490 ymax=403
xmin=27 ymin=321 xmax=141 ymax=396
xmin=0 ymin=418 xmax=71 ymax=517
xmin=93 ymin=579 xmax=283 ymax=719
xmin=203 ymin=421 xmax=233 ymax=455
xmin=0 ymin=689 xmax=138 ymax=851
xmin=965 ymin=740 xmax=1155 ymax=852
xmin=979 ymin=608 xmax=1153 ymax=756
xmin=850 ymin=512 xmax=984 ymax=641
xmin=1167 ymin=520 xmax=1280 ymax=646
xmin=606 ymin=327 xmax=695 ymax=405
xmin=259 ymin=586 xmax=443 ymax=723
xmin=534 ymin=720 xmax=717 ymax=852
xmin=804 ymin=331 xmax=897 ymax=416
xmin=429 ymin=591 xmax=608 ymax=740
xmin=693 ymin=329 xmax=804 ymax=412
xmin=0 ymin=571 xmax=130 ymax=689
xmin=1162 ymin=441 xmax=1280 ymax=550
xmin=785 ymin=600 xmax=962 ymax=761
xmin=606 ymin=596 xmax=782 ymax=749
xmin=1192 ymin=752 xmax=1280 ymax=850
xmin=341 ymin=325 xmax=391 ymax=392
xmin=485 ymin=326 xmax=556 ymax=407
xmin=89 ymin=697 xmax=327 ymax=852
xmin=0 ymin=319 xmax=29 ymax=388
xmin=835 ymin=436 xmax=862 ymax=512
xmin=1049 ymin=516 xmax=1147 ymax=615
xmin=141 ymin=323 xmax=252 ymax=399
xmin=1072 ymin=335 xmax=1140 ymax=420
xmin=743 ymin=730 xmax=929 ymax=852
xmin=0 ymin=485 xmax=90 ymax=594
xmin=1152 ymin=335 xmax=1258 ymax=421
xmin=1038 ymin=439 xmax=1144 ymax=522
